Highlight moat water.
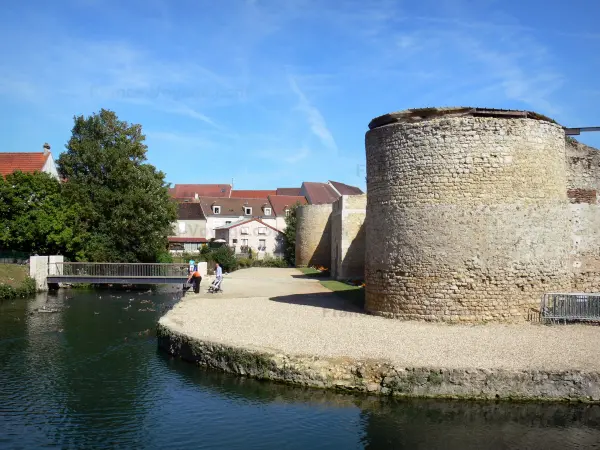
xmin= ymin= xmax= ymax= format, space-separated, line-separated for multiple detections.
xmin=1 ymin=288 xmax=600 ymax=449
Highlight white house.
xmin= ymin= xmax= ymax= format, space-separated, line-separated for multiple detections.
xmin=199 ymin=197 xmax=278 ymax=240
xmin=214 ymin=218 xmax=285 ymax=258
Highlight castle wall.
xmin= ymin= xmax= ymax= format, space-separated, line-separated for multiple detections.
xmin=566 ymin=140 xmax=600 ymax=291
xmin=331 ymin=194 xmax=366 ymax=280
xmin=365 ymin=110 xmax=572 ymax=322
xmin=295 ymin=204 xmax=332 ymax=268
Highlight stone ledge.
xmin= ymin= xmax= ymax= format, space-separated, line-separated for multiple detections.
xmin=157 ymin=322 xmax=600 ymax=403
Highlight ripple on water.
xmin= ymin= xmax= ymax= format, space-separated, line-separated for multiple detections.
xmin=1 ymin=290 xmax=600 ymax=449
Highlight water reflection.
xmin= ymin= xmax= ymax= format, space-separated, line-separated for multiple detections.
xmin=1 ymin=289 xmax=599 ymax=450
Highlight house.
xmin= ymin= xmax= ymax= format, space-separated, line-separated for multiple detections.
xmin=215 ymin=218 xmax=285 ymax=258
xmin=0 ymin=143 xmax=59 ymax=180
xmin=299 ymin=180 xmax=363 ymax=204
xmin=169 ymin=183 xmax=232 ymax=200
xmin=268 ymin=195 xmax=308 ymax=230
xmin=198 ymin=197 xmax=278 ymax=240
xmin=230 ymin=190 xmax=276 ymax=199
xmin=167 ymin=202 xmax=208 ymax=253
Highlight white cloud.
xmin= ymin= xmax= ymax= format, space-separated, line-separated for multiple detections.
xmin=288 ymin=75 xmax=337 ymax=153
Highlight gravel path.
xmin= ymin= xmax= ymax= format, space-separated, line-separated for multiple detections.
xmin=161 ymin=268 xmax=600 ymax=371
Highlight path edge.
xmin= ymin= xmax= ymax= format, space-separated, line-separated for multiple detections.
xmin=156 ymin=321 xmax=600 ymax=403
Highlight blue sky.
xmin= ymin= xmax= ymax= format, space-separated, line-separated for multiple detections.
xmin=0 ymin=0 xmax=598 ymax=191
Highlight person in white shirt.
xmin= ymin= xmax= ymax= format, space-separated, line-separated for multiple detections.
xmin=210 ymin=263 xmax=223 ymax=290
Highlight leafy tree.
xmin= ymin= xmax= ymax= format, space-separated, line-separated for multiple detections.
xmin=56 ymin=109 xmax=177 ymax=262
xmin=0 ymin=171 xmax=86 ymax=258
xmin=283 ymin=202 xmax=302 ymax=266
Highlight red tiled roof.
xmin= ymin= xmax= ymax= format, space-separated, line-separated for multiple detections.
xmin=198 ymin=197 xmax=274 ymax=217
xmin=267 ymin=195 xmax=308 ymax=216
xmin=276 ymin=187 xmax=302 ymax=196
xmin=301 ymin=182 xmax=340 ymax=204
xmin=170 ymin=184 xmax=231 ymax=199
xmin=0 ymin=152 xmax=49 ymax=177
xmin=329 ymin=180 xmax=363 ymax=195
xmin=167 ymin=237 xmax=208 ymax=243
xmin=214 ymin=218 xmax=282 ymax=234
xmin=230 ymin=190 xmax=276 ymax=199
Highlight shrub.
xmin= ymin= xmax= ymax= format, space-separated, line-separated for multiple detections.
xmin=209 ymin=246 xmax=238 ymax=272
xmin=0 ymin=277 xmax=37 ymax=300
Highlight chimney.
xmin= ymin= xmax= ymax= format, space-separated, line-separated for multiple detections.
xmin=194 ymin=192 xmax=199 ymax=200
xmin=43 ymin=143 xmax=51 ymax=156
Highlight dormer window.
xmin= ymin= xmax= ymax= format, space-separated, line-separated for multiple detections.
xmin=285 ymin=208 xmax=290 ymax=216
xmin=213 ymin=206 xmax=221 ymax=214
xmin=264 ymin=207 xmax=271 ymax=216
xmin=244 ymin=206 xmax=252 ymax=215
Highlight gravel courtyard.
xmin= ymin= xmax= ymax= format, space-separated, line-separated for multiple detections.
xmin=160 ymin=268 xmax=600 ymax=372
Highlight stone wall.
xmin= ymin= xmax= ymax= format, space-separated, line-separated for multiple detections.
xmin=566 ymin=139 xmax=600 ymax=291
xmin=295 ymin=204 xmax=332 ymax=268
xmin=331 ymin=194 xmax=366 ymax=280
xmin=365 ymin=109 xmax=572 ymax=322
xmin=157 ymin=323 xmax=600 ymax=402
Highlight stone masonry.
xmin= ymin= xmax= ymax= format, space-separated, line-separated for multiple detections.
xmin=295 ymin=203 xmax=333 ymax=268
xmin=365 ymin=108 xmax=573 ymax=322
xmin=331 ymin=194 xmax=366 ymax=280
xmin=566 ymin=139 xmax=600 ymax=291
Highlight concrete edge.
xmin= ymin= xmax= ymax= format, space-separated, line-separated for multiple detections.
xmin=156 ymin=321 xmax=600 ymax=403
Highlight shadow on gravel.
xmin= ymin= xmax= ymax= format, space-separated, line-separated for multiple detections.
xmin=269 ymin=291 xmax=367 ymax=315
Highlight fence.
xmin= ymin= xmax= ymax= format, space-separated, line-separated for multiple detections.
xmin=0 ymin=251 xmax=29 ymax=265
xmin=540 ymin=293 xmax=600 ymax=324
xmin=51 ymin=262 xmax=190 ymax=278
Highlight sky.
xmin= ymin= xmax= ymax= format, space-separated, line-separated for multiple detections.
xmin=0 ymin=0 xmax=598 ymax=191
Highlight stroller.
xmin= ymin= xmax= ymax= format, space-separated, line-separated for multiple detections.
xmin=207 ymin=276 xmax=223 ymax=293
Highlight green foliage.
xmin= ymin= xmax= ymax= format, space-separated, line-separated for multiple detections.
xmin=57 ymin=109 xmax=177 ymax=262
xmin=0 ymin=277 xmax=37 ymax=300
xmin=237 ymin=256 xmax=289 ymax=268
xmin=206 ymin=246 xmax=238 ymax=272
xmin=0 ymin=171 xmax=86 ymax=259
xmin=283 ymin=202 xmax=302 ymax=266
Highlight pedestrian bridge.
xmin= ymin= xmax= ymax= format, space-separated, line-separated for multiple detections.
xmin=46 ymin=262 xmax=192 ymax=285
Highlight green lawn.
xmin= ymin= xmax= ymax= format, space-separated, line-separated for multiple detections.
xmin=0 ymin=264 xmax=28 ymax=288
xmin=296 ymin=267 xmax=330 ymax=278
xmin=319 ymin=280 xmax=365 ymax=309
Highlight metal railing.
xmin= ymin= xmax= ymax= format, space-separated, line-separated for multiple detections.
xmin=51 ymin=262 xmax=190 ymax=278
xmin=540 ymin=293 xmax=600 ymax=324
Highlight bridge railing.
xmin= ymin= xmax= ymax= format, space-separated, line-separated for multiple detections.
xmin=51 ymin=262 xmax=190 ymax=278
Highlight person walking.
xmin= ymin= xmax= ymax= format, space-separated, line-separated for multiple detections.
xmin=186 ymin=265 xmax=202 ymax=294
xmin=210 ymin=262 xmax=223 ymax=290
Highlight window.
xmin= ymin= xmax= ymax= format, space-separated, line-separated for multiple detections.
xmin=225 ymin=221 xmax=232 ymax=225
xmin=258 ymin=227 xmax=266 ymax=235
xmin=241 ymin=227 xmax=249 ymax=235
xmin=178 ymin=222 xmax=186 ymax=233
xmin=259 ymin=239 xmax=266 ymax=250
xmin=213 ymin=206 xmax=221 ymax=214
xmin=264 ymin=207 xmax=271 ymax=215
xmin=285 ymin=209 xmax=290 ymax=216
xmin=244 ymin=206 xmax=252 ymax=215
xmin=242 ymin=239 xmax=248 ymax=246
xmin=232 ymin=239 xmax=238 ymax=244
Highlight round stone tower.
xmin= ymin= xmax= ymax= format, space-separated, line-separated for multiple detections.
xmin=365 ymin=107 xmax=571 ymax=322
xmin=295 ymin=203 xmax=333 ymax=268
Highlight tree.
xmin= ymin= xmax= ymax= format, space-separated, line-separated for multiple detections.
xmin=0 ymin=171 xmax=86 ymax=258
xmin=56 ymin=109 xmax=177 ymax=262
xmin=283 ymin=202 xmax=302 ymax=266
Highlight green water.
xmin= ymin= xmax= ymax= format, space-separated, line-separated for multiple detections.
xmin=1 ymin=288 xmax=599 ymax=449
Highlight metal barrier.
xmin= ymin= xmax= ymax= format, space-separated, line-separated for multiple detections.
xmin=540 ymin=293 xmax=600 ymax=324
xmin=51 ymin=262 xmax=189 ymax=278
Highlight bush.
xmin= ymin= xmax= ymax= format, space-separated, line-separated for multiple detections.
xmin=209 ymin=246 xmax=238 ymax=272
xmin=0 ymin=277 xmax=37 ymax=300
